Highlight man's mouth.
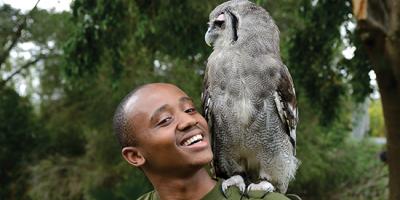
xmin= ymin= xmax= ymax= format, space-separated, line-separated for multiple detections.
xmin=181 ymin=134 xmax=204 ymax=146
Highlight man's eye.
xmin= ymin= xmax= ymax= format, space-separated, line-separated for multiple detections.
xmin=157 ymin=117 xmax=172 ymax=126
xmin=185 ymin=108 xmax=197 ymax=113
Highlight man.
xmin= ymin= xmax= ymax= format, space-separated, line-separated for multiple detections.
xmin=113 ymin=83 xmax=292 ymax=200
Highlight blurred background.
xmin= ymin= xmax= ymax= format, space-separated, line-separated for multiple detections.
xmin=0 ymin=0 xmax=390 ymax=199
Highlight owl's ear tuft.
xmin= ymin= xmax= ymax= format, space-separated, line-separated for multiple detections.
xmin=226 ymin=10 xmax=238 ymax=42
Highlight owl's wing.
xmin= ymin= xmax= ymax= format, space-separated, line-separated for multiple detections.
xmin=201 ymin=67 xmax=211 ymax=123
xmin=201 ymin=64 xmax=218 ymax=178
xmin=201 ymin=65 xmax=213 ymax=152
xmin=274 ymin=65 xmax=298 ymax=155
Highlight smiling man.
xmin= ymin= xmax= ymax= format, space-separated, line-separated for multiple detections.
xmin=113 ymin=83 xmax=292 ymax=200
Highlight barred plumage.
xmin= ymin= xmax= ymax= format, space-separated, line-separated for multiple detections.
xmin=202 ymin=0 xmax=299 ymax=195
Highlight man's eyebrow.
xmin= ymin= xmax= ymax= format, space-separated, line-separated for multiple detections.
xmin=150 ymin=104 xmax=169 ymax=122
xmin=179 ymin=96 xmax=193 ymax=103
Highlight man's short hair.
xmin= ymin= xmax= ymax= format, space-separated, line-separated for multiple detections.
xmin=113 ymin=85 xmax=147 ymax=148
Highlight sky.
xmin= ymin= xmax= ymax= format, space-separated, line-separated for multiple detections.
xmin=0 ymin=0 xmax=72 ymax=12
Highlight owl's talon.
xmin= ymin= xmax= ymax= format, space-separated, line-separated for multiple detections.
xmin=222 ymin=175 xmax=246 ymax=195
xmin=246 ymin=181 xmax=275 ymax=198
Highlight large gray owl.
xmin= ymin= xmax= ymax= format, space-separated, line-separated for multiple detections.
xmin=202 ymin=0 xmax=299 ymax=195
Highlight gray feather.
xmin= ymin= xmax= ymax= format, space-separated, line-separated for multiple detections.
xmin=202 ymin=0 xmax=299 ymax=193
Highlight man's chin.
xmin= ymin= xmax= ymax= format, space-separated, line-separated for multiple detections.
xmin=188 ymin=152 xmax=213 ymax=168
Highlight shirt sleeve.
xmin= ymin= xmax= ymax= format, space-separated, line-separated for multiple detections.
xmin=223 ymin=186 xmax=291 ymax=200
xmin=262 ymin=192 xmax=291 ymax=200
xmin=137 ymin=190 xmax=158 ymax=200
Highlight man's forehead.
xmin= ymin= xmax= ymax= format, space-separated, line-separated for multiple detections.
xmin=140 ymin=83 xmax=183 ymax=95
xmin=123 ymin=93 xmax=140 ymax=114
xmin=124 ymin=84 xmax=188 ymax=115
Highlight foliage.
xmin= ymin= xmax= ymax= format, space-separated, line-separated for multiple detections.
xmin=28 ymin=156 xmax=86 ymax=200
xmin=0 ymin=87 xmax=46 ymax=200
xmin=339 ymin=30 xmax=373 ymax=103
xmin=0 ymin=4 xmax=20 ymax=47
xmin=64 ymin=0 xmax=130 ymax=82
xmin=288 ymin=95 xmax=387 ymax=199
xmin=285 ymin=0 xmax=372 ymax=124
xmin=369 ymin=99 xmax=385 ymax=137
xmin=292 ymin=129 xmax=387 ymax=199
xmin=0 ymin=0 xmax=385 ymax=199
xmin=332 ymin=161 xmax=388 ymax=200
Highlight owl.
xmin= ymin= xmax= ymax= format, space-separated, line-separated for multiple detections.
xmin=202 ymin=0 xmax=299 ymax=196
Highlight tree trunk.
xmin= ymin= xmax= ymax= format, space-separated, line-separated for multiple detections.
xmin=353 ymin=0 xmax=400 ymax=199
xmin=374 ymin=51 xmax=400 ymax=200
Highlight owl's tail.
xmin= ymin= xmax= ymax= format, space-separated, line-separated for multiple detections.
xmin=238 ymin=149 xmax=260 ymax=185
xmin=270 ymin=154 xmax=300 ymax=193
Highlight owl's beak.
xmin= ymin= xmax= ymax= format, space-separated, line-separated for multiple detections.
xmin=205 ymin=29 xmax=213 ymax=47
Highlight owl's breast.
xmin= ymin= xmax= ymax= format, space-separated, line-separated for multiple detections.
xmin=208 ymin=50 xmax=280 ymax=126
xmin=209 ymin=55 xmax=273 ymax=96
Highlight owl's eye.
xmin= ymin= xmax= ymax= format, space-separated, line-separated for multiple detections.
xmin=214 ymin=20 xmax=225 ymax=28
xmin=212 ymin=13 xmax=225 ymax=28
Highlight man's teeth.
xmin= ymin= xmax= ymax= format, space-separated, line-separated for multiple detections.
xmin=183 ymin=134 xmax=203 ymax=146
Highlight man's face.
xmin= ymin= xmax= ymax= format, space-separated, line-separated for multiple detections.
xmin=127 ymin=84 xmax=212 ymax=176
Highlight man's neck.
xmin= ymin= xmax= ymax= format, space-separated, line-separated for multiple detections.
xmin=149 ymin=169 xmax=216 ymax=200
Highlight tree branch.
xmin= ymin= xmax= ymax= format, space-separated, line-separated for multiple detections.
xmin=353 ymin=0 xmax=390 ymax=34
xmin=0 ymin=54 xmax=46 ymax=89
xmin=0 ymin=0 xmax=41 ymax=68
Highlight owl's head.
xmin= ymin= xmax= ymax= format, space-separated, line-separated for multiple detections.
xmin=205 ymin=0 xmax=279 ymax=52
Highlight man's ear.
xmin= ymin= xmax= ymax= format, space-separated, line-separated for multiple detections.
xmin=122 ymin=147 xmax=146 ymax=167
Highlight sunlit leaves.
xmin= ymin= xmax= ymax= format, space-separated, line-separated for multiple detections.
xmin=287 ymin=0 xmax=371 ymax=123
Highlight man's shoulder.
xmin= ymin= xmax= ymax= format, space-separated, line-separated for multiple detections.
xmin=228 ymin=191 xmax=291 ymax=200
xmin=262 ymin=192 xmax=292 ymax=200
xmin=136 ymin=184 xmax=299 ymax=200
xmin=137 ymin=190 xmax=158 ymax=200
xmin=215 ymin=182 xmax=293 ymax=200
xmin=240 ymin=191 xmax=291 ymax=200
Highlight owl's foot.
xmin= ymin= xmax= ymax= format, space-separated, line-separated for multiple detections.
xmin=246 ymin=180 xmax=275 ymax=198
xmin=222 ymin=175 xmax=246 ymax=195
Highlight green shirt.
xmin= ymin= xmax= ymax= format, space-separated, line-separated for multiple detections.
xmin=137 ymin=180 xmax=292 ymax=200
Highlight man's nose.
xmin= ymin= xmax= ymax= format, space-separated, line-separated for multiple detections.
xmin=177 ymin=113 xmax=198 ymax=131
